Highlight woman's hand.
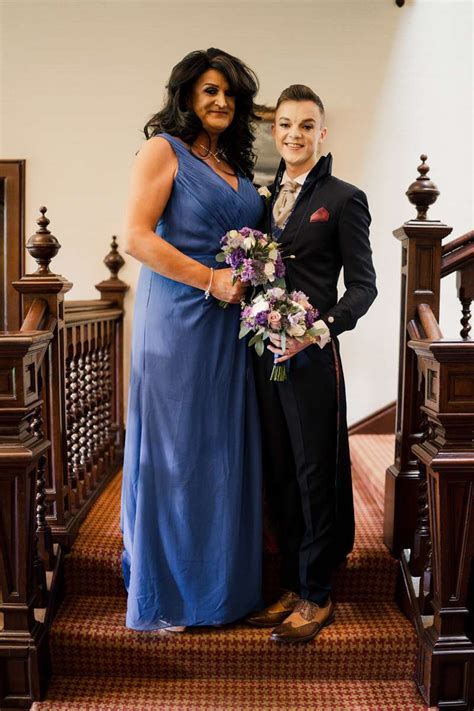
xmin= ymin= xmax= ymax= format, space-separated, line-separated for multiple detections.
xmin=267 ymin=333 xmax=314 ymax=363
xmin=211 ymin=269 xmax=247 ymax=304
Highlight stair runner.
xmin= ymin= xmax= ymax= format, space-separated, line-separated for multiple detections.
xmin=33 ymin=434 xmax=428 ymax=710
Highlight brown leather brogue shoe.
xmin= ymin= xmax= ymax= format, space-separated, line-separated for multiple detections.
xmin=270 ymin=597 xmax=335 ymax=643
xmin=246 ymin=591 xmax=301 ymax=627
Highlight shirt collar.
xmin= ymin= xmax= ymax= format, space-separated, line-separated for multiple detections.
xmin=280 ymin=169 xmax=310 ymax=187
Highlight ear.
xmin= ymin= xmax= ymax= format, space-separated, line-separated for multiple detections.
xmin=319 ymin=126 xmax=328 ymax=145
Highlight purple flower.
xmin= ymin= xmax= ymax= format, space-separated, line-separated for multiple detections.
xmin=239 ymin=227 xmax=253 ymax=237
xmin=255 ymin=311 xmax=269 ymax=327
xmin=305 ymin=311 xmax=315 ymax=328
xmin=227 ymin=247 xmax=245 ymax=270
xmin=240 ymin=258 xmax=257 ymax=283
xmin=275 ymin=254 xmax=286 ymax=278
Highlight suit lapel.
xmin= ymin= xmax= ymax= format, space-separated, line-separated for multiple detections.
xmin=270 ymin=154 xmax=333 ymax=247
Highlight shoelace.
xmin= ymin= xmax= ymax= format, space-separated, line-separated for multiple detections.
xmin=293 ymin=599 xmax=320 ymax=621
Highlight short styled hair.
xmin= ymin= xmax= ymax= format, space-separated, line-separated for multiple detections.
xmin=276 ymin=85 xmax=325 ymax=123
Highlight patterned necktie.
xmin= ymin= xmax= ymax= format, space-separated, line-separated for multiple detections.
xmin=272 ymin=180 xmax=300 ymax=228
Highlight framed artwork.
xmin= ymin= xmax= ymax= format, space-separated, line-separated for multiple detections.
xmin=0 ymin=160 xmax=25 ymax=331
xmin=253 ymin=106 xmax=280 ymax=187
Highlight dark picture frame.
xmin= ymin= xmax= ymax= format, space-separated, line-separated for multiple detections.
xmin=253 ymin=106 xmax=280 ymax=187
xmin=0 ymin=160 xmax=26 ymax=331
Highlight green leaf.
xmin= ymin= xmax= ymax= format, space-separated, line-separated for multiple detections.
xmin=215 ymin=253 xmax=226 ymax=263
xmin=239 ymin=325 xmax=251 ymax=339
xmin=255 ymin=339 xmax=265 ymax=357
xmin=248 ymin=333 xmax=261 ymax=348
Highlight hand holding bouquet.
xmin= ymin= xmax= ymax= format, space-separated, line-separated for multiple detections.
xmin=239 ymin=288 xmax=327 ymax=381
xmin=215 ymin=227 xmax=286 ymax=307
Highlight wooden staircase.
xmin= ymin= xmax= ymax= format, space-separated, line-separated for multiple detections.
xmin=31 ymin=434 xmax=427 ymax=710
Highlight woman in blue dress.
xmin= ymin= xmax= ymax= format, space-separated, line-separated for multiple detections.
xmin=121 ymin=48 xmax=264 ymax=631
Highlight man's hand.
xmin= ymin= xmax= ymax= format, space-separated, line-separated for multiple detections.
xmin=267 ymin=333 xmax=316 ymax=363
xmin=211 ymin=268 xmax=247 ymax=304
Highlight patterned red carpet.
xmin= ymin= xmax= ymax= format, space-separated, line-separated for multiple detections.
xmin=33 ymin=434 xmax=428 ymax=710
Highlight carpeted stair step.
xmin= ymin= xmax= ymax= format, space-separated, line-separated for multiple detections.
xmin=65 ymin=434 xmax=398 ymax=602
xmin=50 ymin=594 xmax=417 ymax=681
xmin=32 ymin=676 xmax=428 ymax=710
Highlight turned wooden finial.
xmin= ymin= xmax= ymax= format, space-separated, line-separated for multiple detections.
xmin=406 ymin=155 xmax=440 ymax=220
xmin=103 ymin=235 xmax=125 ymax=280
xmin=26 ymin=207 xmax=61 ymax=275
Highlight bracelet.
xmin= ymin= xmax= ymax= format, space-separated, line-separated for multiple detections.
xmin=204 ymin=267 xmax=214 ymax=300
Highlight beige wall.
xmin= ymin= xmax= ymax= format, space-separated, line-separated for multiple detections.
xmin=1 ymin=0 xmax=473 ymax=424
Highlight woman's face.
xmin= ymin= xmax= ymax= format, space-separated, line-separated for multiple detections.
xmin=190 ymin=69 xmax=236 ymax=136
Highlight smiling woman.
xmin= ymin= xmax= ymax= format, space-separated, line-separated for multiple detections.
xmin=120 ymin=48 xmax=265 ymax=635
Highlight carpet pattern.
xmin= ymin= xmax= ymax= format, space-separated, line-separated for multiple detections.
xmin=32 ymin=678 xmax=427 ymax=710
xmin=35 ymin=433 xmax=428 ymax=709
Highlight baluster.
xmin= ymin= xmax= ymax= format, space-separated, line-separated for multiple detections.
xmin=69 ymin=355 xmax=83 ymax=511
xmin=77 ymin=352 xmax=88 ymax=503
xmin=457 ymin=263 xmax=474 ymax=340
xmin=65 ymin=356 xmax=78 ymax=509
xmin=28 ymin=406 xmax=50 ymax=607
xmin=460 ymin=297 xmax=471 ymax=339
xmin=410 ymin=413 xmax=434 ymax=614
xmin=83 ymin=347 xmax=95 ymax=493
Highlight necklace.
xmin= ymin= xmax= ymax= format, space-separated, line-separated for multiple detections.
xmin=195 ymin=143 xmax=224 ymax=164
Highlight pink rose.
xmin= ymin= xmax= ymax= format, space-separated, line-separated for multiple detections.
xmin=268 ymin=311 xmax=282 ymax=329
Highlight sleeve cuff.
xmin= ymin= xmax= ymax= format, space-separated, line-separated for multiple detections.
xmin=314 ymin=319 xmax=331 ymax=349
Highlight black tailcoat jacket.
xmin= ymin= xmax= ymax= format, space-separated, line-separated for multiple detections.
xmin=254 ymin=154 xmax=377 ymax=594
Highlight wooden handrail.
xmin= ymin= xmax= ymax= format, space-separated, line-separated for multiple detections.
xmin=20 ymin=297 xmax=48 ymax=332
xmin=441 ymin=229 xmax=474 ymax=256
xmin=441 ymin=241 xmax=474 ymax=277
xmin=65 ymin=299 xmax=116 ymax=312
xmin=417 ymin=303 xmax=443 ymax=340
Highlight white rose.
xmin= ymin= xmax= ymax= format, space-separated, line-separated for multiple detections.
xmin=288 ymin=324 xmax=306 ymax=337
xmin=258 ymin=186 xmax=271 ymax=199
xmin=243 ymin=235 xmax=256 ymax=251
xmin=251 ymin=299 xmax=270 ymax=316
xmin=264 ymin=262 xmax=276 ymax=277
xmin=268 ymin=248 xmax=278 ymax=260
xmin=267 ymin=287 xmax=285 ymax=300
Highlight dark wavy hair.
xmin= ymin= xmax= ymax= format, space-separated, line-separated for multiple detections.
xmin=144 ymin=48 xmax=259 ymax=179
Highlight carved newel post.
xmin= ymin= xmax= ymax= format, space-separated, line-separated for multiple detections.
xmin=408 ymin=338 xmax=474 ymax=708
xmin=12 ymin=207 xmax=73 ymax=535
xmin=384 ymin=157 xmax=452 ymax=553
xmin=95 ymin=236 xmax=129 ymax=454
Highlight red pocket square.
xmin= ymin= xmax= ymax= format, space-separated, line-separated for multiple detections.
xmin=310 ymin=207 xmax=330 ymax=223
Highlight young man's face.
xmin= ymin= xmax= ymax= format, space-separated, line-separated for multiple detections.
xmin=272 ymin=100 xmax=327 ymax=176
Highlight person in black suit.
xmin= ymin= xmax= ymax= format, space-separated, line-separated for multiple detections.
xmin=247 ymin=85 xmax=377 ymax=643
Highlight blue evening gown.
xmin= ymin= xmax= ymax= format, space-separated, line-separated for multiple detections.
xmin=121 ymin=133 xmax=264 ymax=630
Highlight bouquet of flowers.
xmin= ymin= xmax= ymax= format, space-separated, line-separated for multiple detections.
xmin=215 ymin=227 xmax=286 ymax=307
xmin=239 ymin=287 xmax=327 ymax=381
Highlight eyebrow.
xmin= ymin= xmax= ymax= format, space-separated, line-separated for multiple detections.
xmin=278 ymin=116 xmax=316 ymax=123
xmin=202 ymin=82 xmax=230 ymax=90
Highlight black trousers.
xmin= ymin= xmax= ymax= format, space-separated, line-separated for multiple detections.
xmin=253 ymin=343 xmax=344 ymax=604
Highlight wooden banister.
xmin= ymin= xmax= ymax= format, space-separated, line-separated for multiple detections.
xmin=384 ymin=156 xmax=452 ymax=556
xmin=417 ymin=304 xmax=443 ymax=340
xmin=0 ymin=207 xmax=128 ymax=708
xmin=405 ymin=337 xmax=474 ymax=708
xmin=389 ymin=157 xmax=474 ymax=708
xmin=441 ymin=229 xmax=474 ymax=256
xmin=20 ymin=297 xmax=48 ymax=332
xmin=441 ymin=241 xmax=474 ymax=277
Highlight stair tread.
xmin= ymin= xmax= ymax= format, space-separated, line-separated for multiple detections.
xmin=32 ymin=676 xmax=428 ymax=710
xmin=51 ymin=595 xmax=417 ymax=680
